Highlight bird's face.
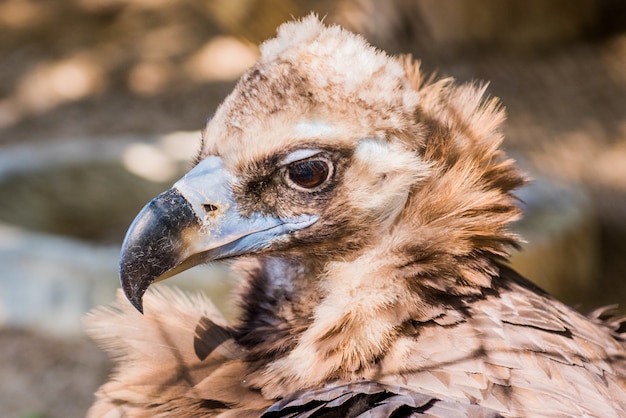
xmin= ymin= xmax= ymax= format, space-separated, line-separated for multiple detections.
xmin=120 ymin=99 xmax=430 ymax=312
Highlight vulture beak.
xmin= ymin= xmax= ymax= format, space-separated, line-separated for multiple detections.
xmin=119 ymin=156 xmax=318 ymax=313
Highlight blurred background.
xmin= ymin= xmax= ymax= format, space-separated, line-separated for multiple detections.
xmin=1 ymin=0 xmax=626 ymax=416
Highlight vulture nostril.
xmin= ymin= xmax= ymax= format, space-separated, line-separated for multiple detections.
xmin=203 ymin=203 xmax=219 ymax=213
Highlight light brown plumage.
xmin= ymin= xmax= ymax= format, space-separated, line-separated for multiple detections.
xmin=85 ymin=16 xmax=626 ymax=417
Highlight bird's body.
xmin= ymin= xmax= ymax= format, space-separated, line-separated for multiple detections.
xmin=86 ymin=16 xmax=626 ymax=417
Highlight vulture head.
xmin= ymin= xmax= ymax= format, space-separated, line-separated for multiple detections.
xmin=120 ymin=14 xmax=523 ymax=391
xmin=123 ymin=16 xmax=522 ymax=307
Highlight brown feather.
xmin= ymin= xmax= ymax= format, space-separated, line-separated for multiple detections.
xmin=87 ymin=15 xmax=626 ymax=417
xmin=84 ymin=288 xmax=271 ymax=417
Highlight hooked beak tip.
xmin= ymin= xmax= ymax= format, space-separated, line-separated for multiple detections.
xmin=128 ymin=292 xmax=145 ymax=314
xmin=130 ymin=298 xmax=144 ymax=314
xmin=121 ymin=275 xmax=147 ymax=314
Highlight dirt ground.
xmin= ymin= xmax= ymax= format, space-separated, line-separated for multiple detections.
xmin=1 ymin=1 xmax=626 ymax=417
xmin=0 ymin=329 xmax=109 ymax=418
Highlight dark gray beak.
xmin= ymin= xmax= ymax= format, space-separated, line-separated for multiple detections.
xmin=119 ymin=156 xmax=317 ymax=312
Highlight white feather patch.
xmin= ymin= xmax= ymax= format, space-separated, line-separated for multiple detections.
xmin=293 ymin=120 xmax=336 ymax=140
xmin=345 ymin=138 xmax=431 ymax=224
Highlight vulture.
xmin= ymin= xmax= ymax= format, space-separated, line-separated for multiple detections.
xmin=85 ymin=16 xmax=626 ymax=417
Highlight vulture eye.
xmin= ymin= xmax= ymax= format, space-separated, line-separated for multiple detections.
xmin=286 ymin=159 xmax=332 ymax=190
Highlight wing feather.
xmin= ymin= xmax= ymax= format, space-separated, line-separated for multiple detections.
xmin=377 ymin=267 xmax=626 ymax=417
xmin=261 ymin=382 xmax=501 ymax=417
